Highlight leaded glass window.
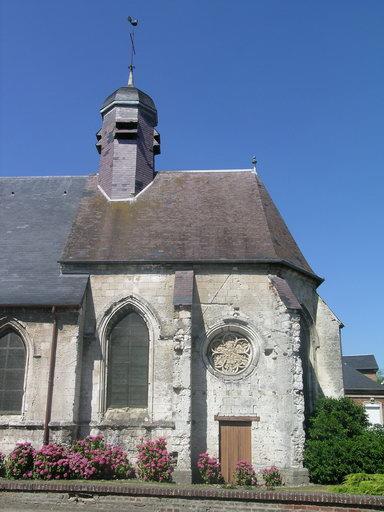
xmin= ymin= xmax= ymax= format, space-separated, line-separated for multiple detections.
xmin=107 ymin=311 xmax=149 ymax=409
xmin=0 ymin=330 xmax=26 ymax=414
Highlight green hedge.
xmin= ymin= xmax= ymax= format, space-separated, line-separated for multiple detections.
xmin=333 ymin=473 xmax=384 ymax=496
xmin=303 ymin=397 xmax=384 ymax=484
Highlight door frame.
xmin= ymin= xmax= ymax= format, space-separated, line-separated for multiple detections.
xmin=216 ymin=415 xmax=260 ymax=482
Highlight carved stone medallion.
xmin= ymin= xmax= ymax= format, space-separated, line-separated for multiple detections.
xmin=207 ymin=332 xmax=252 ymax=375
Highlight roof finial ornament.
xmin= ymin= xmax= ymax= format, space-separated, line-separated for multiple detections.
xmin=127 ymin=16 xmax=138 ymax=87
xmin=252 ymin=156 xmax=258 ymax=175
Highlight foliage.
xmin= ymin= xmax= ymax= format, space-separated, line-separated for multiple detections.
xmin=197 ymin=452 xmax=224 ymax=484
xmin=71 ymin=434 xmax=135 ymax=480
xmin=109 ymin=445 xmax=136 ymax=479
xmin=72 ymin=433 xmax=105 ymax=454
xmin=136 ymin=437 xmax=174 ymax=482
xmin=2 ymin=435 xmax=135 ymax=481
xmin=304 ymin=398 xmax=384 ymax=484
xmin=306 ymin=397 xmax=368 ymax=441
xmin=5 ymin=442 xmax=35 ymax=479
xmin=333 ymin=473 xmax=384 ymax=496
xmin=261 ymin=466 xmax=283 ymax=488
xmin=67 ymin=451 xmax=97 ymax=479
xmin=377 ymin=369 xmax=384 ymax=385
xmin=34 ymin=443 xmax=70 ymax=480
xmin=0 ymin=451 xmax=4 ymax=477
xmin=233 ymin=460 xmax=257 ymax=486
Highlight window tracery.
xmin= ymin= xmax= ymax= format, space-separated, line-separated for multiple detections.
xmin=207 ymin=331 xmax=252 ymax=375
xmin=0 ymin=329 xmax=26 ymax=414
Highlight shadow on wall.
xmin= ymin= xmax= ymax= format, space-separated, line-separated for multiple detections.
xmin=77 ymin=286 xmax=101 ymax=437
xmin=190 ymin=286 xmax=208 ymax=481
xmin=300 ymin=303 xmax=323 ymax=429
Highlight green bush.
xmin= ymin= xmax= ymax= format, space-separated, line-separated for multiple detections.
xmin=306 ymin=397 xmax=368 ymax=441
xmin=304 ymin=398 xmax=384 ymax=484
xmin=333 ymin=473 xmax=384 ymax=496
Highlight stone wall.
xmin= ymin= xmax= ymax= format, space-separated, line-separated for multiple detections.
xmin=190 ymin=270 xmax=307 ymax=480
xmin=78 ymin=265 xmax=314 ymax=481
xmin=0 ymin=263 xmax=344 ymax=485
xmin=282 ymin=269 xmax=344 ymax=399
xmin=0 ymin=308 xmax=81 ymax=452
xmin=0 ymin=482 xmax=383 ymax=512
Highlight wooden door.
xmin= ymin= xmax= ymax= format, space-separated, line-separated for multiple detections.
xmin=219 ymin=421 xmax=252 ymax=482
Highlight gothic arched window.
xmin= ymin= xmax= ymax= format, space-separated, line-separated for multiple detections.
xmin=107 ymin=311 xmax=149 ymax=409
xmin=0 ymin=329 xmax=26 ymax=414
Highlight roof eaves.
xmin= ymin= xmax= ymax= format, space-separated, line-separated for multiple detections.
xmin=345 ymin=388 xmax=384 ymax=395
xmin=59 ymin=258 xmax=322 ymax=280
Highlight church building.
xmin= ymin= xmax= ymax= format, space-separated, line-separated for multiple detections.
xmin=0 ymin=61 xmax=344 ymax=484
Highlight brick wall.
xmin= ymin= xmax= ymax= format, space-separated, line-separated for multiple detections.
xmin=0 ymin=482 xmax=383 ymax=512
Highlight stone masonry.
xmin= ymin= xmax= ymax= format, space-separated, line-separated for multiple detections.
xmin=0 ymin=264 xmax=344 ymax=484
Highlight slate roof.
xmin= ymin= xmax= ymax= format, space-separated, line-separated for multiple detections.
xmin=342 ymin=357 xmax=383 ymax=394
xmin=0 ymin=176 xmax=89 ymax=306
xmin=343 ymin=355 xmax=379 ymax=372
xmin=269 ymin=276 xmax=302 ymax=310
xmin=101 ymin=86 xmax=157 ymax=119
xmin=62 ymin=170 xmax=318 ymax=280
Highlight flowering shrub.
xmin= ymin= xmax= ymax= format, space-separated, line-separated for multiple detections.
xmin=6 ymin=442 xmax=35 ymax=479
xmin=34 ymin=444 xmax=70 ymax=480
xmin=136 ymin=437 xmax=174 ymax=482
xmin=71 ymin=434 xmax=134 ymax=480
xmin=234 ymin=459 xmax=257 ymax=486
xmin=261 ymin=466 xmax=283 ymax=488
xmin=109 ymin=445 xmax=135 ymax=479
xmin=197 ymin=452 xmax=224 ymax=484
xmin=72 ymin=434 xmax=105 ymax=454
xmin=0 ymin=451 xmax=4 ymax=477
xmin=67 ymin=451 xmax=98 ymax=479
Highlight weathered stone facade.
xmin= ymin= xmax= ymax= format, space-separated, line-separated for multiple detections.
xmin=0 ymin=264 xmax=343 ymax=483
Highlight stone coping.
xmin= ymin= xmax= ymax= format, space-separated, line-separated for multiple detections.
xmin=0 ymin=480 xmax=383 ymax=509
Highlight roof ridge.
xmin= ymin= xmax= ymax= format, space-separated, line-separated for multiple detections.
xmin=255 ymin=175 xmax=314 ymax=273
xmin=343 ymin=354 xmax=376 ymax=357
xmin=252 ymin=175 xmax=280 ymax=260
xmin=0 ymin=175 xmax=90 ymax=180
xmin=157 ymin=169 xmax=253 ymax=174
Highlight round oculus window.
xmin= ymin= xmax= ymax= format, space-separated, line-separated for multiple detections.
xmin=207 ymin=331 xmax=252 ymax=375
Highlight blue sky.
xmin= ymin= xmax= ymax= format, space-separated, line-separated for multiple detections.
xmin=1 ymin=1 xmax=383 ymax=368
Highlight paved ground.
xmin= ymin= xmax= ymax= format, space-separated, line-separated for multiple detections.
xmin=0 ymin=494 xmax=146 ymax=512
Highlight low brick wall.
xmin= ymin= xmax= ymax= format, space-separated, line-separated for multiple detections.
xmin=0 ymin=480 xmax=383 ymax=511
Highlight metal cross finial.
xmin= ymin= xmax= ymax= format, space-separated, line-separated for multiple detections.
xmin=127 ymin=16 xmax=139 ymax=86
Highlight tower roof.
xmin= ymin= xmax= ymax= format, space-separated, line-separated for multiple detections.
xmin=101 ymin=85 xmax=157 ymax=119
xmin=61 ymin=170 xmax=320 ymax=282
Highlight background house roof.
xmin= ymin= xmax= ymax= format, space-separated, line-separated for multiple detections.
xmin=62 ymin=170 xmax=318 ymax=280
xmin=342 ymin=356 xmax=383 ymax=394
xmin=343 ymin=354 xmax=379 ymax=372
xmin=0 ymin=176 xmax=89 ymax=306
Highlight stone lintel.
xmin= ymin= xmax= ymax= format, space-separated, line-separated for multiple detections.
xmin=214 ymin=415 xmax=260 ymax=422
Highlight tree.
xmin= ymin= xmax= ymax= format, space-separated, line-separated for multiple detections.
xmin=306 ymin=396 xmax=368 ymax=441
xmin=303 ymin=397 xmax=384 ymax=484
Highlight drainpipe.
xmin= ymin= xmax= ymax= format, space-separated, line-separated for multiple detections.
xmin=43 ymin=306 xmax=59 ymax=445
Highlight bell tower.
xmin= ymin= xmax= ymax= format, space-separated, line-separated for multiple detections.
xmin=96 ymin=67 xmax=160 ymax=200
